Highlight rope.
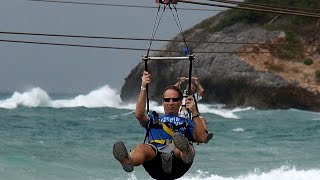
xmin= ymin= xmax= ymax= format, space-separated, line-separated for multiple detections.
xmin=169 ymin=5 xmax=190 ymax=53
xmin=147 ymin=4 xmax=166 ymax=57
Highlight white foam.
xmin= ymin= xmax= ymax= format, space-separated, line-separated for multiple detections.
xmin=179 ymin=166 xmax=320 ymax=180
xmin=142 ymin=103 xmax=246 ymax=119
xmin=231 ymin=128 xmax=245 ymax=132
xmin=197 ymin=104 xmax=251 ymax=119
xmin=0 ymin=85 xmax=122 ymax=109
xmin=0 ymin=85 xmax=251 ymax=119
xmin=50 ymin=85 xmax=122 ymax=108
xmin=0 ymin=87 xmax=51 ymax=109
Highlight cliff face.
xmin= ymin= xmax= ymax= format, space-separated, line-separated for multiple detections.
xmin=121 ymin=9 xmax=320 ymax=111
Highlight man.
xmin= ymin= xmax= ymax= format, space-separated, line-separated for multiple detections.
xmin=113 ymin=71 xmax=207 ymax=179
xmin=175 ymin=76 xmax=204 ymax=101
xmin=175 ymin=76 xmax=213 ymax=144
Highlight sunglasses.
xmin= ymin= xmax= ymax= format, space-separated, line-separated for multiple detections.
xmin=163 ymin=98 xmax=180 ymax=102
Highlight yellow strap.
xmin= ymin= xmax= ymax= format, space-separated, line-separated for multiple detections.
xmin=148 ymin=123 xmax=175 ymax=145
xmin=161 ymin=123 xmax=175 ymax=136
xmin=149 ymin=140 xmax=166 ymax=144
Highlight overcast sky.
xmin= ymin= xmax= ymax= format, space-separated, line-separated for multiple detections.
xmin=0 ymin=0 xmax=222 ymax=93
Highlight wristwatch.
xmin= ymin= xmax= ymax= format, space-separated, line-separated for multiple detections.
xmin=192 ymin=113 xmax=200 ymax=119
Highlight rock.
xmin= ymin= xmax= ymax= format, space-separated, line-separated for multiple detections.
xmin=120 ymin=13 xmax=320 ymax=111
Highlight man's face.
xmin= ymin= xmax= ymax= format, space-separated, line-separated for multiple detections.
xmin=162 ymin=89 xmax=182 ymax=115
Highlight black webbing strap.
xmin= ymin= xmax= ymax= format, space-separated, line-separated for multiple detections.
xmin=187 ymin=55 xmax=194 ymax=119
xmin=143 ymin=59 xmax=150 ymax=144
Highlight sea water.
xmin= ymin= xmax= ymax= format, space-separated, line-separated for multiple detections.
xmin=0 ymin=85 xmax=319 ymax=180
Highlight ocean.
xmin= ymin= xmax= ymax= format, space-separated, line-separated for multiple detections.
xmin=0 ymin=85 xmax=319 ymax=180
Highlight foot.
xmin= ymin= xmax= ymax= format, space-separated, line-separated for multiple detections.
xmin=205 ymin=133 xmax=213 ymax=144
xmin=113 ymin=141 xmax=134 ymax=172
xmin=173 ymin=132 xmax=194 ymax=164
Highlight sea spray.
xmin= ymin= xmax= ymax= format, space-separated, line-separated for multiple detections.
xmin=0 ymin=85 xmax=245 ymax=119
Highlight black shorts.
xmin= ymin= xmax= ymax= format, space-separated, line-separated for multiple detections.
xmin=142 ymin=151 xmax=192 ymax=180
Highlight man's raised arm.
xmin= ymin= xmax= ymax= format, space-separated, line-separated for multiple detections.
xmin=135 ymin=71 xmax=151 ymax=126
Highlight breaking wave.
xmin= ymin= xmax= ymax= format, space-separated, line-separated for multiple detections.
xmin=0 ymin=85 xmax=250 ymax=119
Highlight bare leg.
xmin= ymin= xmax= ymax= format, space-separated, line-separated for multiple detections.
xmin=200 ymin=117 xmax=214 ymax=144
xmin=130 ymin=144 xmax=157 ymax=165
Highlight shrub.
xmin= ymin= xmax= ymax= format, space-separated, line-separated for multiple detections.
xmin=290 ymin=16 xmax=314 ymax=25
xmin=303 ymin=58 xmax=314 ymax=65
xmin=210 ymin=0 xmax=319 ymax=33
xmin=267 ymin=63 xmax=285 ymax=72
xmin=315 ymin=70 xmax=320 ymax=79
xmin=315 ymin=70 xmax=320 ymax=83
xmin=209 ymin=9 xmax=272 ymax=33
xmin=269 ymin=31 xmax=304 ymax=61
xmin=291 ymin=67 xmax=301 ymax=73
xmin=247 ymin=0 xmax=318 ymax=10
xmin=317 ymin=45 xmax=320 ymax=53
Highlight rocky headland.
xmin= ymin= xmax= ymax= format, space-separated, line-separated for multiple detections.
xmin=121 ymin=1 xmax=320 ymax=111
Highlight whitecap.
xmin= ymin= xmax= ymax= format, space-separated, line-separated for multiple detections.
xmin=178 ymin=166 xmax=320 ymax=180
xmin=231 ymin=128 xmax=245 ymax=132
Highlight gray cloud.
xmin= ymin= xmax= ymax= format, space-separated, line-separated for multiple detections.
xmin=0 ymin=0 xmax=216 ymax=93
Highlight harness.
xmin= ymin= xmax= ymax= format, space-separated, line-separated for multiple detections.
xmin=147 ymin=111 xmax=188 ymax=145
xmin=144 ymin=112 xmax=192 ymax=175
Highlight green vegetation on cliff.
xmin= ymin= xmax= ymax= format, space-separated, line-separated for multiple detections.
xmin=196 ymin=0 xmax=320 ymax=62
xmin=211 ymin=0 xmax=319 ymax=32
xmin=268 ymin=30 xmax=305 ymax=61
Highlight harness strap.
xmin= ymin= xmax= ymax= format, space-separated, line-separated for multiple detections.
xmin=148 ymin=122 xmax=188 ymax=145
xmin=149 ymin=139 xmax=174 ymax=145
xmin=146 ymin=111 xmax=189 ymax=146
xmin=162 ymin=123 xmax=175 ymax=136
xmin=149 ymin=139 xmax=166 ymax=144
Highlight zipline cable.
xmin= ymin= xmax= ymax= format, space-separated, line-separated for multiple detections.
xmin=209 ymin=0 xmax=320 ymax=16
xmin=0 ymin=38 xmax=314 ymax=54
xmin=178 ymin=0 xmax=320 ymax=18
xmin=209 ymin=0 xmax=320 ymax=14
xmin=28 ymin=0 xmax=223 ymax=12
xmin=1 ymin=31 xmax=318 ymax=47
xmin=28 ymin=0 xmax=320 ymax=15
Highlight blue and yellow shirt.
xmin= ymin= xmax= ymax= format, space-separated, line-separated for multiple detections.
xmin=143 ymin=113 xmax=195 ymax=147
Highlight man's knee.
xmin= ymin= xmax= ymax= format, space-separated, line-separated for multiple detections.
xmin=134 ymin=144 xmax=156 ymax=156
